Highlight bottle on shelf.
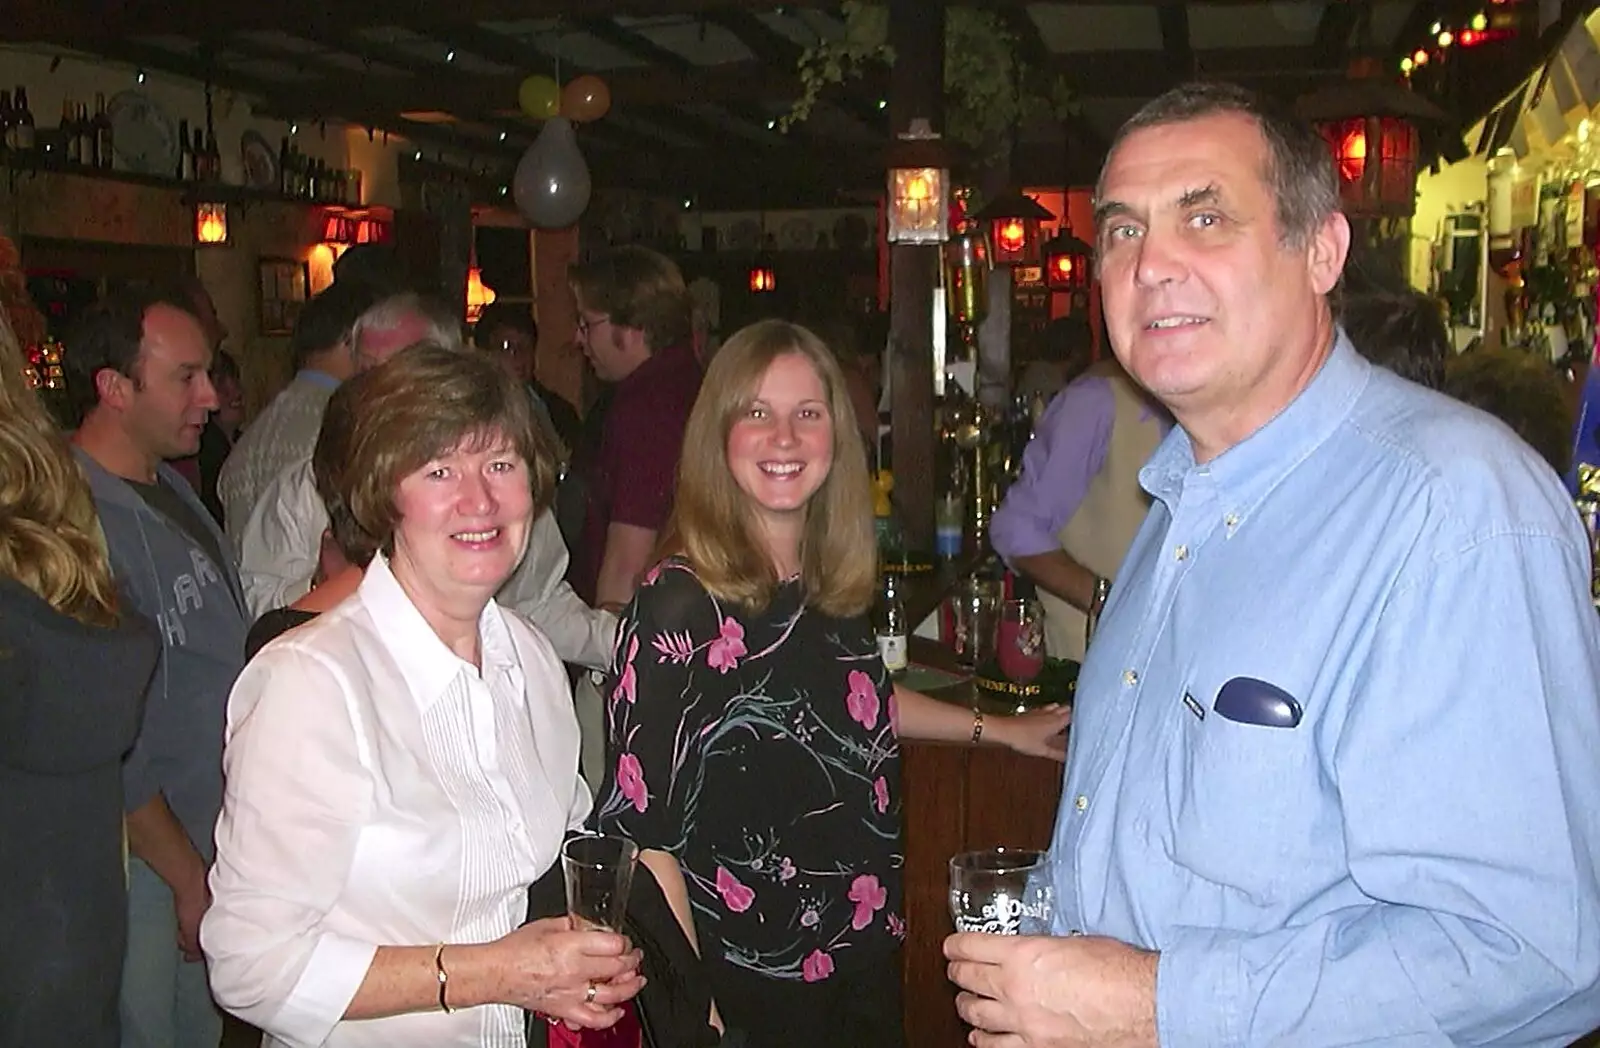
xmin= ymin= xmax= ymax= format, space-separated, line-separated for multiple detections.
xmin=191 ymin=126 xmax=205 ymax=181
xmin=1 ymin=90 xmax=14 ymax=157
xmin=176 ymin=119 xmax=192 ymax=180
xmin=277 ymin=136 xmax=291 ymax=196
xmin=61 ymin=99 xmax=81 ymax=165
xmin=76 ymin=102 xmax=93 ymax=166
xmin=12 ymin=87 xmax=36 ymax=156
xmin=92 ymin=92 xmax=112 ymax=168
xmin=875 ymin=570 xmax=909 ymax=678
xmin=203 ymin=127 xmax=220 ymax=182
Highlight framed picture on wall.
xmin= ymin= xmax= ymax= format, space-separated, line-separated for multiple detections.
xmin=258 ymin=256 xmax=309 ymax=336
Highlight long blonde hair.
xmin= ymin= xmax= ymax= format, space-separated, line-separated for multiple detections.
xmin=0 ymin=306 xmax=120 ymax=626
xmin=663 ymin=319 xmax=876 ymax=618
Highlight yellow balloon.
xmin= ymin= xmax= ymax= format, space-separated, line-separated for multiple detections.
xmin=561 ymin=75 xmax=611 ymax=123
xmin=518 ymin=76 xmax=561 ymax=120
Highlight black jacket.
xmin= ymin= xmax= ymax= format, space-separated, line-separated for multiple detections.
xmin=525 ymin=845 xmax=721 ymax=1048
xmin=0 ymin=578 xmax=155 ymax=1047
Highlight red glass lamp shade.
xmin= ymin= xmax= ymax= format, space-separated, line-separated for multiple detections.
xmin=1317 ymin=115 xmax=1421 ymax=218
xmin=973 ymin=190 xmax=1056 ymax=266
xmin=1043 ymin=228 xmax=1093 ymax=290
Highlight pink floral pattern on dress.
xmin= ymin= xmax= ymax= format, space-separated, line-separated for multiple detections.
xmin=613 ymin=636 xmax=640 ymax=706
xmin=848 ymin=874 xmax=888 ymax=931
xmin=617 ymin=752 xmax=648 ymax=813
xmin=846 ymin=669 xmax=880 ymax=730
xmin=801 ymin=948 xmax=835 ymax=982
xmin=594 ymin=558 xmax=902 ymax=989
xmin=715 ymin=866 xmax=756 ymax=912
xmin=706 ymin=618 xmax=747 ymax=674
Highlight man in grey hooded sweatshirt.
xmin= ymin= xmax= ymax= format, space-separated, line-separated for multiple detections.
xmin=67 ymin=284 xmax=247 ymax=1048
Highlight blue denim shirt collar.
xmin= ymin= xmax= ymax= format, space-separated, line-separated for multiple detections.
xmin=1140 ymin=328 xmax=1369 ymax=529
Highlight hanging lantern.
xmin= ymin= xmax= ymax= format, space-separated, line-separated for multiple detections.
xmin=748 ymin=265 xmax=776 ymax=293
xmin=194 ymin=202 xmax=229 ymax=246
xmin=972 ymin=190 xmax=1055 ymax=266
xmin=1296 ymin=59 xmax=1449 ymax=219
xmin=465 ymin=265 xmax=496 ymax=324
xmin=1042 ymin=227 xmax=1093 ymax=291
xmin=885 ymin=119 xmax=951 ymax=245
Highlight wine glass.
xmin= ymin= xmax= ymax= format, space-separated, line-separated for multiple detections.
xmin=561 ymin=833 xmax=638 ymax=931
xmin=997 ymin=598 xmax=1045 ymax=684
xmin=948 ymin=847 xmax=1053 ymax=935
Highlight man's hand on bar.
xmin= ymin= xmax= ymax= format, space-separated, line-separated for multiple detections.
xmin=945 ymin=933 xmax=1158 ymax=1048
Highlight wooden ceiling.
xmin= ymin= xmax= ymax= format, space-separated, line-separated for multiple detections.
xmin=3 ymin=0 xmax=1565 ymax=209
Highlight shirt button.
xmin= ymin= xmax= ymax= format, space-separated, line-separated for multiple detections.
xmin=1224 ymin=513 xmax=1240 ymax=530
xmin=1074 ymin=794 xmax=1089 ymax=812
xmin=1123 ymin=669 xmax=1139 ymax=686
xmin=1174 ymin=544 xmax=1189 ymax=561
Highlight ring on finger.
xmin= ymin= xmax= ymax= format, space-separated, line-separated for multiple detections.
xmin=585 ymin=982 xmax=597 ymax=1005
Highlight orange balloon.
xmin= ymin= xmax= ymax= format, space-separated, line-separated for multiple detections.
xmin=561 ymin=75 xmax=611 ymax=123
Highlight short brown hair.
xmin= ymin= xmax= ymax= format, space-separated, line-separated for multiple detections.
xmin=312 ymin=374 xmax=380 ymax=569
xmin=334 ymin=341 xmax=558 ymax=556
xmin=1101 ymin=80 xmax=1341 ymax=250
xmin=661 ymin=319 xmax=876 ymax=618
xmin=568 ymin=246 xmax=693 ymax=352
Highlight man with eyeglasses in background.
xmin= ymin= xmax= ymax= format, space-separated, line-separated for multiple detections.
xmin=566 ymin=246 xmax=702 ymax=789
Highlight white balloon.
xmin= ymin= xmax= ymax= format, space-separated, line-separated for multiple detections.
xmin=513 ymin=117 xmax=591 ymax=229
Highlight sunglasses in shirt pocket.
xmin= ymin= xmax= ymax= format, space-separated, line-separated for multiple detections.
xmin=1213 ymin=676 xmax=1303 ymax=729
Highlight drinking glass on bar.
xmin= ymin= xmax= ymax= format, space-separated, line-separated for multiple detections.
xmin=997 ymin=598 xmax=1045 ymax=685
xmin=948 ymin=848 xmax=1053 ymax=935
xmin=561 ymin=833 xmax=639 ymax=931
xmin=950 ymin=575 xmax=1002 ymax=669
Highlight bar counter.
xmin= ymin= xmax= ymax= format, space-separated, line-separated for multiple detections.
xmin=898 ymin=621 xmax=1067 ymax=1047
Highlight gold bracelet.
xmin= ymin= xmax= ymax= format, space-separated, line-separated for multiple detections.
xmin=970 ymin=708 xmax=985 ymax=745
xmin=434 ymin=943 xmax=452 ymax=1014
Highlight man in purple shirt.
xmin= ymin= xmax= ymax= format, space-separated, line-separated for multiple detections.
xmin=990 ymin=361 xmax=1170 ymax=661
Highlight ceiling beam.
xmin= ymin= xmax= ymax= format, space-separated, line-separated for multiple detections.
xmin=4 ymin=0 xmax=1346 ymax=44
xmin=1312 ymin=0 xmax=1364 ymax=67
xmin=1157 ymin=3 xmax=1195 ymax=79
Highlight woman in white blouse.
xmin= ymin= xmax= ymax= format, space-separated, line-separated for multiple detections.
xmin=202 ymin=343 xmax=645 ymax=1047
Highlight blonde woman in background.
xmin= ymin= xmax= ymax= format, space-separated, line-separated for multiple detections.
xmin=0 ymin=305 xmax=158 ymax=1046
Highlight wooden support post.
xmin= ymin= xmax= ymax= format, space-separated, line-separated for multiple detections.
xmin=887 ymin=0 xmax=944 ymax=553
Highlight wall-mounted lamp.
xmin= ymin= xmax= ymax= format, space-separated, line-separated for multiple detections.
xmin=748 ymin=265 xmax=777 ymax=293
xmin=194 ymin=202 xmax=229 ymax=245
xmin=885 ymin=119 xmax=951 ymax=245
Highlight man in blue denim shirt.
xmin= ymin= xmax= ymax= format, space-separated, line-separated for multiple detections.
xmin=946 ymin=82 xmax=1600 ymax=1047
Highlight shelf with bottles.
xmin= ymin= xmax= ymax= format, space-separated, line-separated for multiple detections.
xmin=0 ymin=148 xmax=358 ymax=211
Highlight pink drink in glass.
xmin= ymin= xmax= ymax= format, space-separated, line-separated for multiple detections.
xmin=997 ymin=600 xmax=1044 ymax=683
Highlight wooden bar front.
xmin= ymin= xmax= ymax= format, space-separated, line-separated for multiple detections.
xmin=898 ymin=634 xmax=1066 ymax=1047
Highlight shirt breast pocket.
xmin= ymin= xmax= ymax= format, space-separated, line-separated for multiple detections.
xmin=1165 ymin=691 xmax=1327 ymax=909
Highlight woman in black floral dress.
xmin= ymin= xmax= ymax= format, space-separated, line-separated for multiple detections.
xmin=593 ymin=320 xmax=1069 ymax=1046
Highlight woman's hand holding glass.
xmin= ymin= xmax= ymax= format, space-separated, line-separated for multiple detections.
xmin=489 ymin=916 xmax=645 ymax=1028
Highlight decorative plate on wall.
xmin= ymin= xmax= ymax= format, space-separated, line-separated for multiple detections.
xmin=727 ymin=218 xmax=762 ymax=250
xmin=106 ymin=90 xmax=179 ymax=177
xmin=780 ymin=218 xmax=815 ymax=249
xmin=239 ymin=130 xmax=278 ymax=190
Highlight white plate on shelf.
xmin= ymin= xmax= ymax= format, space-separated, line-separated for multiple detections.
xmin=239 ymin=130 xmax=277 ymax=190
xmin=107 ymin=90 xmax=179 ymax=176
